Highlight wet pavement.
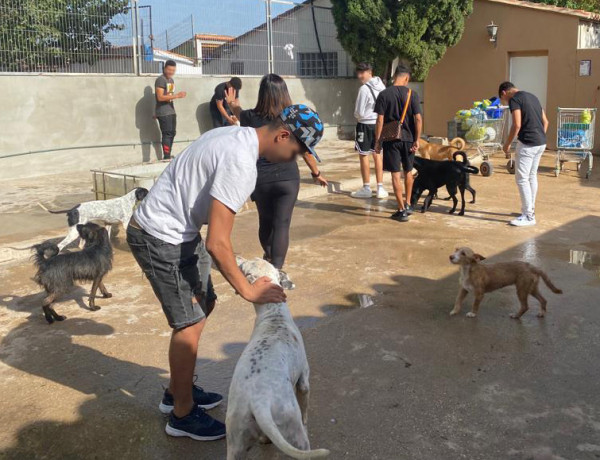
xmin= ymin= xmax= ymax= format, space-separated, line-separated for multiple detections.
xmin=1 ymin=151 xmax=600 ymax=459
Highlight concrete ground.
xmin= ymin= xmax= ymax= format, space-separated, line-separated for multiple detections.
xmin=0 ymin=142 xmax=599 ymax=460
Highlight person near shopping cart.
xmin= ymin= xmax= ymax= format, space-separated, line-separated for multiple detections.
xmin=499 ymin=81 xmax=549 ymax=227
xmin=155 ymin=60 xmax=187 ymax=160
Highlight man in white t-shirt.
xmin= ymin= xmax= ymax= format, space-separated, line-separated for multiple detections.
xmin=127 ymin=104 xmax=324 ymax=442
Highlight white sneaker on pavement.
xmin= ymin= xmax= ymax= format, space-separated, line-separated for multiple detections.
xmin=376 ymin=187 xmax=389 ymax=199
xmin=509 ymin=215 xmax=536 ymax=227
xmin=351 ymin=187 xmax=373 ymax=198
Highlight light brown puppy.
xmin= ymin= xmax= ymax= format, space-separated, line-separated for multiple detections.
xmin=449 ymin=247 xmax=563 ymax=319
xmin=419 ymin=137 xmax=466 ymax=161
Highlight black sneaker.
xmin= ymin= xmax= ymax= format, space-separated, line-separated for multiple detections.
xmin=159 ymin=384 xmax=223 ymax=414
xmin=390 ymin=210 xmax=409 ymax=222
xmin=165 ymin=405 xmax=226 ymax=441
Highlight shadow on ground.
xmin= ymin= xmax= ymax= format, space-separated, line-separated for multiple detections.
xmin=1 ymin=217 xmax=600 ymax=459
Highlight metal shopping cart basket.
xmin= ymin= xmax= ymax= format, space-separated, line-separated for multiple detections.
xmin=556 ymin=108 xmax=596 ymax=178
xmin=466 ymin=106 xmax=510 ymax=177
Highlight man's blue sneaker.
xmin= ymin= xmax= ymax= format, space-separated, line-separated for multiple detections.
xmin=159 ymin=384 xmax=223 ymax=414
xmin=165 ymin=405 xmax=226 ymax=441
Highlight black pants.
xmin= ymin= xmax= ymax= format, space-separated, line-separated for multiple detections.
xmin=157 ymin=114 xmax=176 ymax=159
xmin=252 ymin=179 xmax=300 ymax=269
xmin=210 ymin=105 xmax=230 ymax=128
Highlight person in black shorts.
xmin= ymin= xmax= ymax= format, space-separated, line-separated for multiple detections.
xmin=225 ymin=74 xmax=328 ymax=269
xmin=209 ymin=77 xmax=242 ymax=128
xmin=155 ymin=60 xmax=186 ymax=160
xmin=351 ymin=62 xmax=387 ymax=199
xmin=374 ymin=65 xmax=422 ymax=222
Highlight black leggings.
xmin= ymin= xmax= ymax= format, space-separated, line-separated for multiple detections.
xmin=252 ymin=179 xmax=300 ymax=269
xmin=157 ymin=114 xmax=176 ymax=158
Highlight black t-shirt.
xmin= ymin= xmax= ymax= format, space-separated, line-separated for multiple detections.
xmin=209 ymin=82 xmax=239 ymax=114
xmin=374 ymin=86 xmax=421 ymax=142
xmin=509 ymin=91 xmax=546 ymax=146
xmin=239 ymin=109 xmax=300 ymax=185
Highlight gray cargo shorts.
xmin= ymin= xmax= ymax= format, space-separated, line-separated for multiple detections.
xmin=127 ymin=225 xmax=217 ymax=330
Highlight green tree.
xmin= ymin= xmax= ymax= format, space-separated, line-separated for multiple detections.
xmin=330 ymin=0 xmax=474 ymax=81
xmin=530 ymin=0 xmax=600 ymax=12
xmin=1 ymin=0 xmax=130 ymax=72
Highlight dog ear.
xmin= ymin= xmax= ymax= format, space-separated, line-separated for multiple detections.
xmin=278 ymin=270 xmax=295 ymax=291
xmin=135 ymin=188 xmax=149 ymax=202
xmin=473 ymin=254 xmax=486 ymax=262
xmin=76 ymin=224 xmax=88 ymax=239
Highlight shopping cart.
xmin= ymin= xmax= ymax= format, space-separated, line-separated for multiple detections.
xmin=466 ymin=106 xmax=510 ymax=176
xmin=556 ymin=107 xmax=596 ymax=178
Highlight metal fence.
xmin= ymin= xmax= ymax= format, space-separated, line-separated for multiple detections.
xmin=0 ymin=0 xmax=352 ymax=77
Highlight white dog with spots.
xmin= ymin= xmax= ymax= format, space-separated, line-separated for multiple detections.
xmin=38 ymin=187 xmax=148 ymax=251
xmin=226 ymin=256 xmax=330 ymax=459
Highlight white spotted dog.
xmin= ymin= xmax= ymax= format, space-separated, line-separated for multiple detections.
xmin=226 ymin=257 xmax=329 ymax=460
xmin=39 ymin=188 xmax=149 ymax=251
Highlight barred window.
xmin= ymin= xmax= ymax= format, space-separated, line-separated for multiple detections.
xmin=231 ymin=62 xmax=244 ymax=75
xmin=298 ymin=52 xmax=337 ymax=77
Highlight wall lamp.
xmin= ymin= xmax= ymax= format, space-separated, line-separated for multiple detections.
xmin=487 ymin=21 xmax=499 ymax=45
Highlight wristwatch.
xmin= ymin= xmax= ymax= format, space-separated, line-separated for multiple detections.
xmin=311 ymin=171 xmax=321 ymax=178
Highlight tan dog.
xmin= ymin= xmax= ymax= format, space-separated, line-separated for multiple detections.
xmin=449 ymin=247 xmax=562 ymax=319
xmin=419 ymin=137 xmax=466 ymax=161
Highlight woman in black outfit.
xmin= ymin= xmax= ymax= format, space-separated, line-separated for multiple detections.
xmin=226 ymin=74 xmax=328 ymax=269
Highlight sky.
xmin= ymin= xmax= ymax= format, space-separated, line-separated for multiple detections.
xmin=137 ymin=0 xmax=295 ymax=47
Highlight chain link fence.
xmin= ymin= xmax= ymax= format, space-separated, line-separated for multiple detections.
xmin=0 ymin=0 xmax=352 ymax=77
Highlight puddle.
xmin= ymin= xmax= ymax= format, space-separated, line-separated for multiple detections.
xmin=569 ymin=249 xmax=600 ymax=277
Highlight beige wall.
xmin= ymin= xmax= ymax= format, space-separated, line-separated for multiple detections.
xmin=424 ymin=0 xmax=600 ymax=151
xmin=0 ymin=75 xmax=359 ymax=180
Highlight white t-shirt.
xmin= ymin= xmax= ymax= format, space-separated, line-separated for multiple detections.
xmin=134 ymin=126 xmax=259 ymax=245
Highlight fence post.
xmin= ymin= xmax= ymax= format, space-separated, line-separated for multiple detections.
xmin=131 ymin=0 xmax=139 ymax=75
xmin=266 ymin=0 xmax=274 ymax=74
xmin=135 ymin=0 xmax=142 ymax=74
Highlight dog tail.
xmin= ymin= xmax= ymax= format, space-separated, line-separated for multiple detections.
xmin=463 ymin=165 xmax=479 ymax=175
xmin=453 ymin=151 xmax=469 ymax=164
xmin=37 ymin=202 xmax=71 ymax=214
xmin=533 ymin=267 xmax=563 ymax=294
xmin=251 ymin=400 xmax=330 ymax=459
xmin=450 ymin=137 xmax=466 ymax=150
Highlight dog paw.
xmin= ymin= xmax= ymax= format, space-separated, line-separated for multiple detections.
xmin=449 ymin=210 xmax=455 ymax=214
xmin=449 ymin=310 xmax=459 ymax=316
xmin=537 ymin=313 xmax=545 ymax=318
xmin=56 ymin=315 xmax=67 ymax=321
xmin=466 ymin=312 xmax=477 ymax=318
xmin=89 ymin=305 xmax=101 ymax=311
xmin=509 ymin=314 xmax=521 ymax=319
xmin=458 ymin=212 xmax=465 ymax=216
xmin=103 ymin=293 xmax=113 ymax=299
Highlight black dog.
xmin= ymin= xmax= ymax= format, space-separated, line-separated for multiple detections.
xmin=32 ymin=222 xmax=113 ymax=324
xmin=411 ymin=151 xmax=479 ymax=216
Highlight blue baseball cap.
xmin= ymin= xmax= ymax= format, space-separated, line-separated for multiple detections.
xmin=279 ymin=104 xmax=324 ymax=162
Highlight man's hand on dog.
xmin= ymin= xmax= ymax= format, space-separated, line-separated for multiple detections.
xmin=244 ymin=277 xmax=286 ymax=304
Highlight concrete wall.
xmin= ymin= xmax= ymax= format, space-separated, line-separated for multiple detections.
xmin=424 ymin=0 xmax=600 ymax=151
xmin=0 ymin=74 xmax=359 ymax=180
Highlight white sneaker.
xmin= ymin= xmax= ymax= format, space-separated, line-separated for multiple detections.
xmin=509 ymin=215 xmax=536 ymax=227
xmin=351 ymin=187 xmax=373 ymax=198
xmin=376 ymin=187 xmax=389 ymax=199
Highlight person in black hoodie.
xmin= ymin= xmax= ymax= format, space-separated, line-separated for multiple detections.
xmin=225 ymin=74 xmax=328 ymax=269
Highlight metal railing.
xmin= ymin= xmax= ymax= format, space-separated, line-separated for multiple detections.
xmin=1 ymin=0 xmax=352 ymax=77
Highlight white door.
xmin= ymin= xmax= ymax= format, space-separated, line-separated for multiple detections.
xmin=509 ymin=55 xmax=548 ymax=109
